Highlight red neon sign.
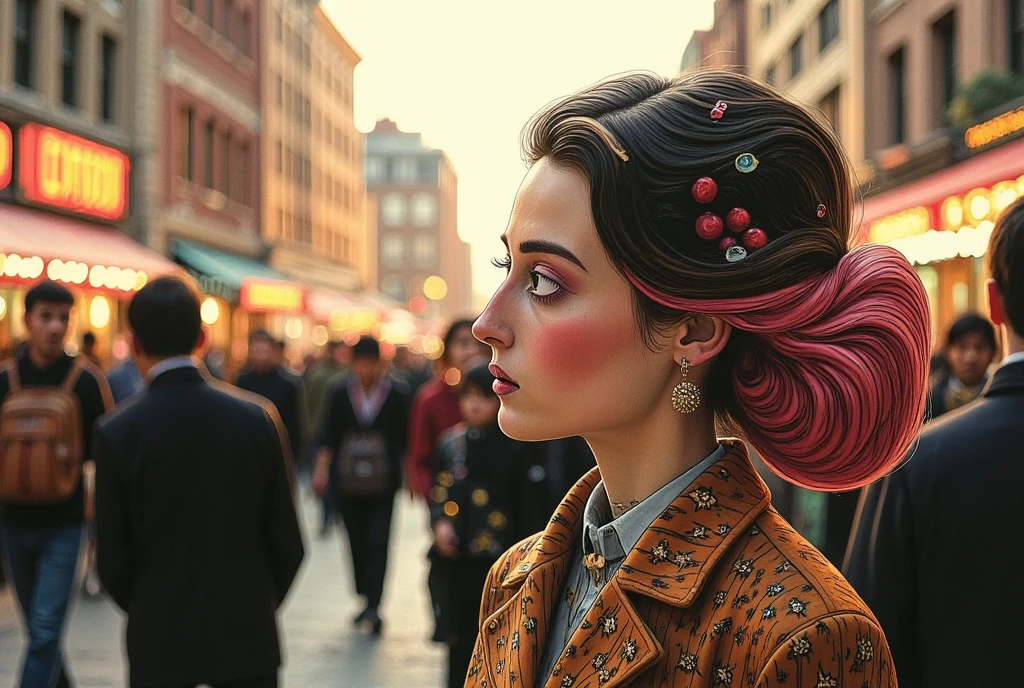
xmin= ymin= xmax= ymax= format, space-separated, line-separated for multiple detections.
xmin=0 ymin=123 xmax=11 ymax=191
xmin=18 ymin=123 xmax=129 ymax=221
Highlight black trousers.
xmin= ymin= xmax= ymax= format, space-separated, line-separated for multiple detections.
xmin=338 ymin=493 xmax=396 ymax=610
xmin=448 ymin=558 xmax=494 ymax=688
xmin=134 ymin=671 xmax=277 ymax=688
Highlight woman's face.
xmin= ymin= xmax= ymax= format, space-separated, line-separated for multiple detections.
xmin=473 ymin=158 xmax=676 ymax=442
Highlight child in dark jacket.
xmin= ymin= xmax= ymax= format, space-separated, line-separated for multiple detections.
xmin=430 ymin=363 xmax=539 ymax=688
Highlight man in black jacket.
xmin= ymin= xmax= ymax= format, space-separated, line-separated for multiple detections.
xmin=0 ymin=280 xmax=112 ymax=688
xmin=844 ymin=196 xmax=1024 ymax=688
xmin=313 ymin=335 xmax=409 ymax=636
xmin=236 ymin=331 xmax=306 ymax=466
xmin=94 ymin=276 xmax=305 ymax=688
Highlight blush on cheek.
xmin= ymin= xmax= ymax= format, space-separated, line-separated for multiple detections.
xmin=535 ymin=315 xmax=630 ymax=382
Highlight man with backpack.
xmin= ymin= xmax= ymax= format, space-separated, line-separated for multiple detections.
xmin=0 ymin=280 xmax=113 ymax=688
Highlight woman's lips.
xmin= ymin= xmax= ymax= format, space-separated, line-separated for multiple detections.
xmin=489 ymin=364 xmax=520 ymax=396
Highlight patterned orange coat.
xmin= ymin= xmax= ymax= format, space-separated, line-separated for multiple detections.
xmin=466 ymin=443 xmax=896 ymax=687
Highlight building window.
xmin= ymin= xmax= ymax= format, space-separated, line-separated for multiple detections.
xmin=204 ymin=120 xmax=215 ymax=188
xmin=239 ymin=142 xmax=250 ymax=205
xmin=204 ymin=0 xmax=214 ymax=26
xmin=14 ymin=0 xmax=35 ymax=89
xmin=1012 ymin=0 xmax=1024 ymax=74
xmin=413 ymin=234 xmax=437 ymax=267
xmin=934 ymin=11 xmax=957 ymax=126
xmin=221 ymin=131 xmax=232 ymax=197
xmin=819 ymin=0 xmax=840 ymax=53
xmin=61 ymin=11 xmax=81 ymax=108
xmin=819 ymin=86 xmax=840 ymax=134
xmin=789 ymin=35 xmax=803 ymax=80
xmin=275 ymin=140 xmax=282 ymax=174
xmin=382 ymin=234 xmax=406 ymax=267
xmin=762 ymin=1 xmax=773 ymax=31
xmin=274 ymin=10 xmax=282 ymax=41
xmin=366 ymin=157 xmax=387 ymax=182
xmin=382 ymin=194 xmax=407 ymax=226
xmin=417 ymin=158 xmax=438 ymax=183
xmin=100 ymin=36 xmax=116 ymax=123
xmin=238 ymin=10 xmax=250 ymax=56
xmin=183 ymin=0 xmax=193 ymax=11
xmin=221 ymin=0 xmax=232 ymax=39
xmin=276 ymin=74 xmax=282 ymax=105
xmin=412 ymin=194 xmax=438 ymax=227
xmin=381 ymin=275 xmax=405 ymax=301
xmin=394 ymin=157 xmax=418 ymax=183
xmin=179 ymin=106 xmax=194 ymax=181
xmin=889 ymin=47 xmax=906 ymax=144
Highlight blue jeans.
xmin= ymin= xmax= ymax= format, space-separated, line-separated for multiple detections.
xmin=2 ymin=524 xmax=84 ymax=688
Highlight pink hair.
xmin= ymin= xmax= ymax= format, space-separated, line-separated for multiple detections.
xmin=629 ymin=245 xmax=931 ymax=491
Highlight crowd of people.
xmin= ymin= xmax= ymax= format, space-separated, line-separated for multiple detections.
xmin=0 ymin=67 xmax=1022 ymax=688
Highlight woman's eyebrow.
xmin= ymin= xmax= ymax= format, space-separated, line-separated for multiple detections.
xmin=500 ymin=235 xmax=588 ymax=272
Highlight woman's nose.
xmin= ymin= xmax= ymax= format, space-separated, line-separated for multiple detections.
xmin=473 ymin=293 xmax=513 ymax=350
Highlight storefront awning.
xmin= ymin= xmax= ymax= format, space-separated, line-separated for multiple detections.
xmin=860 ymin=136 xmax=1024 ymax=230
xmin=0 ymin=202 xmax=179 ymax=296
xmin=172 ymin=240 xmax=306 ymax=314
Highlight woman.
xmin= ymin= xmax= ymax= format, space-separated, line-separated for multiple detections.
xmin=468 ymin=70 xmax=928 ymax=687
xmin=407 ymin=319 xmax=490 ymax=500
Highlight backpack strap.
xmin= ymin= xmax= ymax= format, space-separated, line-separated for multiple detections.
xmin=61 ymin=358 xmax=87 ymax=394
xmin=5 ymin=358 xmax=19 ymax=392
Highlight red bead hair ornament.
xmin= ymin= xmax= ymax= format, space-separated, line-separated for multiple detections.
xmin=743 ymin=227 xmax=768 ymax=250
xmin=692 ymin=177 xmax=718 ymax=204
xmin=719 ymin=236 xmax=738 ymax=251
xmin=710 ymin=101 xmax=728 ymax=120
xmin=696 ymin=212 xmax=724 ymax=240
xmin=726 ymin=208 xmax=751 ymax=233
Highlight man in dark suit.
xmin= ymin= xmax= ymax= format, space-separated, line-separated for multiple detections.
xmin=844 ymin=196 xmax=1024 ymax=688
xmin=94 ymin=276 xmax=305 ymax=688
xmin=313 ymin=335 xmax=409 ymax=636
xmin=926 ymin=312 xmax=997 ymax=418
xmin=236 ymin=331 xmax=306 ymax=467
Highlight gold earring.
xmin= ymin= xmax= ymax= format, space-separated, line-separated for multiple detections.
xmin=671 ymin=359 xmax=701 ymax=414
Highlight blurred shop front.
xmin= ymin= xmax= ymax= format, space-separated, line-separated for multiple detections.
xmin=171 ymin=239 xmax=306 ymax=380
xmin=857 ymin=110 xmax=1024 ymax=347
xmin=0 ymin=119 xmax=180 ymax=366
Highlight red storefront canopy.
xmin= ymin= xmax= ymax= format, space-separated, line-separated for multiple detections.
xmin=860 ymin=136 xmax=1024 ymax=231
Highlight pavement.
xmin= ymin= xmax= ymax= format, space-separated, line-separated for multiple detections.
xmin=0 ymin=492 xmax=447 ymax=687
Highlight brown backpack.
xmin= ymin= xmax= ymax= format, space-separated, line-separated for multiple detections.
xmin=0 ymin=358 xmax=85 ymax=504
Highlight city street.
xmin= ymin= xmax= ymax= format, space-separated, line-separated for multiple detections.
xmin=0 ymin=493 xmax=446 ymax=687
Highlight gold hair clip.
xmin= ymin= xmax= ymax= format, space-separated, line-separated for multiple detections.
xmin=563 ymin=116 xmax=629 ymax=162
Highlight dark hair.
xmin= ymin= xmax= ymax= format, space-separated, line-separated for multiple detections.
xmin=25 ymin=280 xmax=74 ymax=313
xmin=443 ymin=319 xmax=476 ymax=352
xmin=249 ymin=330 xmax=275 ymax=345
xmin=945 ymin=312 xmax=996 ymax=350
xmin=990 ymin=196 xmax=1024 ymax=336
xmin=523 ymin=69 xmax=930 ymax=490
xmin=326 ymin=340 xmax=343 ymax=354
xmin=461 ymin=363 xmax=497 ymax=397
xmin=352 ymin=335 xmax=381 ymax=361
xmin=128 ymin=276 xmax=203 ymax=357
xmin=82 ymin=332 xmax=96 ymax=347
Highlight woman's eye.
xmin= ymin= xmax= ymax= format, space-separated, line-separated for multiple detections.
xmin=528 ymin=272 xmax=561 ymax=298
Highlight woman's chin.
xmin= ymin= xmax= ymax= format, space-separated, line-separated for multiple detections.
xmin=497 ymin=407 xmax=567 ymax=443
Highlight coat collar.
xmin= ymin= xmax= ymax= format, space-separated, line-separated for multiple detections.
xmin=480 ymin=442 xmax=772 ymax=688
xmin=984 ymin=359 xmax=1024 ymax=398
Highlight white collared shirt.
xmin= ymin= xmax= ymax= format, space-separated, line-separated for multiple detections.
xmin=1001 ymin=351 xmax=1024 ymax=368
xmin=147 ymin=355 xmax=197 ymax=382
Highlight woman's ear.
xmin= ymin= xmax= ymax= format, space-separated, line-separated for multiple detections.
xmin=672 ymin=315 xmax=732 ymax=369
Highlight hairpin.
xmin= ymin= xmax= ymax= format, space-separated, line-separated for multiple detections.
xmin=696 ymin=212 xmax=724 ymax=240
xmin=743 ymin=227 xmax=768 ymax=250
xmin=735 ymin=153 xmax=759 ymax=173
xmin=816 ymin=203 xmax=827 ymax=218
xmin=726 ymin=208 xmax=751 ymax=233
xmin=692 ymin=177 xmax=718 ymax=204
xmin=711 ymin=101 xmax=728 ymax=120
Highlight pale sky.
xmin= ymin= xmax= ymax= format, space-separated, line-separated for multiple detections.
xmin=321 ymin=0 xmax=716 ymax=309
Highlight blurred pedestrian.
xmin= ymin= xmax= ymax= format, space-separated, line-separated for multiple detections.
xmin=392 ymin=346 xmax=432 ymax=395
xmin=81 ymin=331 xmax=100 ymax=367
xmin=313 ymin=335 xmax=410 ymax=636
xmin=304 ymin=341 xmax=350 ymax=534
xmin=429 ymin=364 xmax=539 ymax=687
xmin=843 ymin=195 xmax=1024 ymax=688
xmin=94 ymin=276 xmax=304 ymax=688
xmin=927 ymin=313 xmax=997 ymax=418
xmin=0 ymin=280 xmax=113 ymax=688
xmin=106 ymin=356 xmax=144 ymax=404
xmin=406 ymin=319 xmax=489 ymax=501
xmin=236 ymin=331 xmax=306 ymax=468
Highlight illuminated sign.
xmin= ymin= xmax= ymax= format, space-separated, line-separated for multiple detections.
xmin=0 ymin=122 xmax=11 ymax=190
xmin=868 ymin=206 xmax=933 ymax=245
xmin=965 ymin=105 xmax=1024 ymax=149
xmin=240 ymin=279 xmax=306 ymax=314
xmin=18 ymin=123 xmax=129 ymax=221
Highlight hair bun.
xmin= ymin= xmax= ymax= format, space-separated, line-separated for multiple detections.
xmin=721 ymin=245 xmax=931 ymax=490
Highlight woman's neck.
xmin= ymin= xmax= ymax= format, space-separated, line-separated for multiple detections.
xmin=585 ymin=400 xmax=719 ymax=516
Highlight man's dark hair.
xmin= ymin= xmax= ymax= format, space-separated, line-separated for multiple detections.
xmin=326 ymin=341 xmax=343 ymax=355
xmin=461 ymin=363 xmax=497 ymax=397
xmin=443 ymin=318 xmax=476 ymax=351
xmin=249 ymin=330 xmax=275 ymax=345
xmin=275 ymin=338 xmax=286 ymax=353
xmin=25 ymin=280 xmax=74 ymax=313
xmin=352 ymin=335 xmax=381 ymax=361
xmin=128 ymin=276 xmax=203 ymax=357
xmin=945 ymin=313 xmax=997 ymax=350
xmin=990 ymin=196 xmax=1024 ymax=336
xmin=82 ymin=332 xmax=96 ymax=347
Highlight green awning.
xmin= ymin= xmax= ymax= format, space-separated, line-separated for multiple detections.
xmin=171 ymin=239 xmax=287 ymax=303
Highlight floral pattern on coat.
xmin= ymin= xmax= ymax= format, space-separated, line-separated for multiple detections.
xmin=464 ymin=442 xmax=896 ymax=687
